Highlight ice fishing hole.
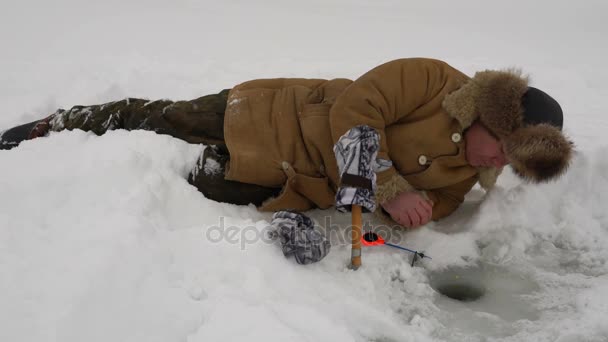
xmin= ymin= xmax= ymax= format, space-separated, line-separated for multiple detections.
xmin=434 ymin=283 xmax=485 ymax=302
xmin=426 ymin=263 xmax=541 ymax=338
xmin=429 ymin=267 xmax=486 ymax=302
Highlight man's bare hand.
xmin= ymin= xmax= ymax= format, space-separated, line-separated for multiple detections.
xmin=381 ymin=191 xmax=433 ymax=228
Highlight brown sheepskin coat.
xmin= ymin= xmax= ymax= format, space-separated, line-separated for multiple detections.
xmin=223 ymin=58 xmax=525 ymax=225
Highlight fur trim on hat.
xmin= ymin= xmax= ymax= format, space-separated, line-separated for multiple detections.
xmin=442 ymin=69 xmax=529 ymax=189
xmin=475 ymin=70 xmax=529 ymax=138
xmin=443 ymin=68 xmax=572 ymax=184
xmin=443 ymin=69 xmax=529 ymax=138
xmin=503 ymin=124 xmax=573 ymax=182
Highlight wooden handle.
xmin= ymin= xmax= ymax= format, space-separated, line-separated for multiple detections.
xmin=350 ymin=204 xmax=362 ymax=270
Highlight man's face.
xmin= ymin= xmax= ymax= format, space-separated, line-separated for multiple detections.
xmin=464 ymin=122 xmax=509 ymax=168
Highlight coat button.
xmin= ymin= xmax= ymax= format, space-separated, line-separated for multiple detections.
xmin=418 ymin=155 xmax=428 ymax=165
xmin=451 ymin=133 xmax=462 ymax=143
xmin=282 ymin=161 xmax=290 ymax=171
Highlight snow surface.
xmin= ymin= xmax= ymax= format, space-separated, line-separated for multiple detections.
xmin=2 ymin=0 xmax=608 ymax=341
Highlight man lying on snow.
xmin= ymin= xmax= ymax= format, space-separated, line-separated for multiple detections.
xmin=1 ymin=58 xmax=572 ymax=231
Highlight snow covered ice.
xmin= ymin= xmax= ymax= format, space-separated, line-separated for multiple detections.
xmin=2 ymin=0 xmax=608 ymax=341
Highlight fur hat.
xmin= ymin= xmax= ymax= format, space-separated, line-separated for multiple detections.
xmin=460 ymin=70 xmax=573 ymax=182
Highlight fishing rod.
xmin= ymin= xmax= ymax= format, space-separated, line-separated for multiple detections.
xmin=361 ymin=231 xmax=432 ymax=266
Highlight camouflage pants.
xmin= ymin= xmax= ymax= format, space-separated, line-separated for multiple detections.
xmin=1 ymin=90 xmax=280 ymax=206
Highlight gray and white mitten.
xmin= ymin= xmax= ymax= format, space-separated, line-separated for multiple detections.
xmin=271 ymin=211 xmax=331 ymax=265
xmin=334 ymin=125 xmax=389 ymax=213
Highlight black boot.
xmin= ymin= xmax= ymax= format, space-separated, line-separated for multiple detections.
xmin=0 ymin=120 xmax=41 ymax=150
xmin=188 ymin=145 xmax=281 ymax=206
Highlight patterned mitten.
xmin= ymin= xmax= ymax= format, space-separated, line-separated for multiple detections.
xmin=271 ymin=211 xmax=331 ymax=265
